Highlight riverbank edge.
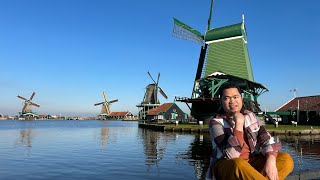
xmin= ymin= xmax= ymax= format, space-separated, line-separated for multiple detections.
xmin=138 ymin=123 xmax=320 ymax=135
xmin=287 ymin=169 xmax=320 ymax=180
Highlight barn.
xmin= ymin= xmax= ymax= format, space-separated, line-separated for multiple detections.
xmin=276 ymin=95 xmax=320 ymax=125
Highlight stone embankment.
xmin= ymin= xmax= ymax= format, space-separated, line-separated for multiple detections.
xmin=269 ymin=129 xmax=320 ymax=136
xmin=138 ymin=123 xmax=209 ymax=134
xmin=287 ymin=169 xmax=320 ymax=180
xmin=139 ymin=123 xmax=320 ymax=135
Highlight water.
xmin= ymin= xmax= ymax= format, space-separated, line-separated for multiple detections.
xmin=0 ymin=120 xmax=319 ymax=180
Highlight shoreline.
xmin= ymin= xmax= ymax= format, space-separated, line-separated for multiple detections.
xmin=138 ymin=123 xmax=320 ymax=136
xmin=287 ymin=169 xmax=320 ymax=180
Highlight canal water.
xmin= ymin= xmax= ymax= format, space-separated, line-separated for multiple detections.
xmin=0 ymin=120 xmax=319 ymax=180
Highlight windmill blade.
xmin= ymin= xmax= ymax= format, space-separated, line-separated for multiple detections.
xmin=17 ymin=95 xmax=28 ymax=101
xmin=147 ymin=71 xmax=157 ymax=84
xmin=159 ymin=87 xmax=168 ymax=99
xmin=105 ymin=104 xmax=110 ymax=115
xmin=30 ymin=92 xmax=36 ymax=100
xmin=156 ymin=72 xmax=160 ymax=86
xmin=30 ymin=102 xmax=40 ymax=107
xmin=173 ymin=18 xmax=204 ymax=46
xmin=154 ymin=72 xmax=160 ymax=103
xmin=109 ymin=99 xmax=118 ymax=104
xmin=94 ymin=102 xmax=104 ymax=106
xmin=103 ymin=91 xmax=108 ymax=102
xmin=22 ymin=103 xmax=28 ymax=112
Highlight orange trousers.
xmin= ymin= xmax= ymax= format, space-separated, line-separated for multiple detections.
xmin=213 ymin=152 xmax=294 ymax=180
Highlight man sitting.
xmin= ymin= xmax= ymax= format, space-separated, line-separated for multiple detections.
xmin=206 ymin=83 xmax=294 ymax=180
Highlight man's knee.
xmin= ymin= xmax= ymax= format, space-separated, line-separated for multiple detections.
xmin=215 ymin=158 xmax=248 ymax=179
xmin=278 ymin=152 xmax=294 ymax=170
xmin=278 ymin=152 xmax=293 ymax=162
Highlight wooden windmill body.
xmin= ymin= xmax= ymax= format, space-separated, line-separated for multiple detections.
xmin=173 ymin=0 xmax=268 ymax=121
xmin=17 ymin=92 xmax=40 ymax=119
xmin=137 ymin=71 xmax=168 ymax=120
xmin=94 ymin=91 xmax=118 ymax=120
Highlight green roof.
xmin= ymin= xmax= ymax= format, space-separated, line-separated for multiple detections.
xmin=205 ymin=23 xmax=242 ymax=42
xmin=203 ymin=22 xmax=254 ymax=81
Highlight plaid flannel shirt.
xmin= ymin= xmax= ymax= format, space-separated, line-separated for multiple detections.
xmin=206 ymin=110 xmax=281 ymax=180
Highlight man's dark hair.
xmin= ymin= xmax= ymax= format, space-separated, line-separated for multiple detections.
xmin=219 ymin=82 xmax=242 ymax=97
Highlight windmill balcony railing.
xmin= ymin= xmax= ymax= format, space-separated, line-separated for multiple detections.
xmin=192 ymin=77 xmax=228 ymax=99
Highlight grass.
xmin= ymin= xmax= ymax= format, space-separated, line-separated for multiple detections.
xmin=264 ymin=124 xmax=320 ymax=131
xmin=160 ymin=123 xmax=209 ymax=130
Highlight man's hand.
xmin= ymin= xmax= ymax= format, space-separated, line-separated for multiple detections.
xmin=233 ymin=112 xmax=244 ymax=131
xmin=264 ymin=155 xmax=278 ymax=180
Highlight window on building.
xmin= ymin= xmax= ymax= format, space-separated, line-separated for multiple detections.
xmin=171 ymin=112 xmax=178 ymax=119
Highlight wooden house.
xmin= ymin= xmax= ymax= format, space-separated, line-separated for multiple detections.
xmin=145 ymin=103 xmax=187 ymax=122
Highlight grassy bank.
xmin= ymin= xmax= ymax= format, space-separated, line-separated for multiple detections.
xmin=264 ymin=124 xmax=319 ymax=130
xmin=161 ymin=123 xmax=208 ymax=130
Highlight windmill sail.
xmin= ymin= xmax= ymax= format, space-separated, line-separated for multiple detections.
xmin=22 ymin=103 xmax=28 ymax=112
xmin=159 ymin=87 xmax=168 ymax=99
xmin=173 ymin=18 xmax=204 ymax=45
xmin=17 ymin=95 xmax=28 ymax=101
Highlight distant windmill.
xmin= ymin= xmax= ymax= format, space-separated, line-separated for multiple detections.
xmin=17 ymin=92 xmax=40 ymax=117
xmin=137 ymin=71 xmax=168 ymax=120
xmin=143 ymin=71 xmax=168 ymax=104
xmin=94 ymin=91 xmax=118 ymax=117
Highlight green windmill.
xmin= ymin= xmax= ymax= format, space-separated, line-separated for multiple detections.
xmin=173 ymin=0 xmax=269 ymax=121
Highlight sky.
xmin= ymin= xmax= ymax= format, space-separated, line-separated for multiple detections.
xmin=0 ymin=0 xmax=320 ymax=117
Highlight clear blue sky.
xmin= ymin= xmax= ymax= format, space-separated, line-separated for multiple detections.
xmin=1 ymin=0 xmax=319 ymax=117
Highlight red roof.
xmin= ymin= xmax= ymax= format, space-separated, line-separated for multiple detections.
xmin=276 ymin=95 xmax=320 ymax=112
xmin=147 ymin=103 xmax=173 ymax=115
xmin=108 ymin=111 xmax=129 ymax=116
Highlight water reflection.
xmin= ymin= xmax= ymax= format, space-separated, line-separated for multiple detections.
xmin=178 ymin=133 xmax=212 ymax=180
xmin=100 ymin=127 xmax=109 ymax=150
xmin=140 ymin=131 xmax=213 ymax=179
xmin=19 ymin=129 xmax=33 ymax=148
xmin=140 ymin=128 xmax=168 ymax=167
xmin=177 ymin=134 xmax=320 ymax=179
xmin=15 ymin=129 xmax=34 ymax=156
xmin=280 ymin=135 xmax=320 ymax=173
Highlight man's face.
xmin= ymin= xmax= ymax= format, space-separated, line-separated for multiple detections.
xmin=221 ymin=87 xmax=243 ymax=115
